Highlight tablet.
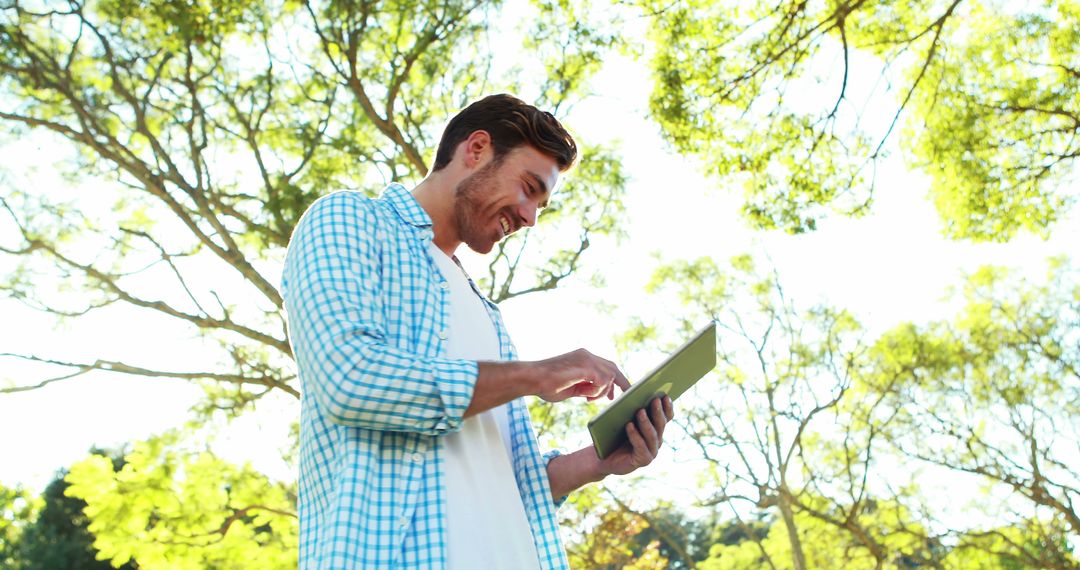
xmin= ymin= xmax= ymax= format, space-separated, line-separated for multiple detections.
xmin=588 ymin=322 xmax=717 ymax=459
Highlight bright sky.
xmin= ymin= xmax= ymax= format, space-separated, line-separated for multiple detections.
xmin=1 ymin=5 xmax=1077 ymax=548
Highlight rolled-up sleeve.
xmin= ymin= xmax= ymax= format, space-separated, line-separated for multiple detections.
xmin=543 ymin=449 xmax=569 ymax=509
xmin=282 ymin=192 xmax=477 ymax=434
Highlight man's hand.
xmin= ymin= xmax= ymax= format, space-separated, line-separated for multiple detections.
xmin=531 ymin=349 xmax=630 ymax=403
xmin=597 ymin=395 xmax=674 ymax=476
xmin=468 ymin=349 xmax=629 ymax=417
xmin=545 ymin=395 xmax=675 ymax=499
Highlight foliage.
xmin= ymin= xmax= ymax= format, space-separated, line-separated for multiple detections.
xmin=633 ymin=253 xmax=866 ymax=569
xmin=0 ymin=0 xmax=626 ymax=407
xmin=721 ymin=488 xmax=948 ymax=568
xmin=64 ymin=430 xmax=298 ymax=570
xmin=14 ymin=464 xmax=136 ymax=570
xmin=907 ymin=1 xmax=1080 ymax=240
xmin=2 ymin=0 xmax=1079 ymax=568
xmin=0 ymin=483 xmax=40 ymax=569
xmin=621 ymin=253 xmax=1079 ymax=568
xmin=563 ymin=489 xmax=737 ymax=569
xmin=563 ymin=486 xmax=671 ymax=570
xmin=0 ymin=450 xmax=133 ymax=570
xmin=0 ymin=0 xmax=632 ymax=566
xmin=865 ymin=258 xmax=1080 ymax=564
xmin=637 ymin=0 xmax=1080 ymax=240
xmin=942 ymin=523 xmax=1078 ymax=569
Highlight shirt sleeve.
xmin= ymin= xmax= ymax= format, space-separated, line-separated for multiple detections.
xmin=543 ymin=449 xmax=569 ymax=509
xmin=282 ymin=191 xmax=478 ymax=435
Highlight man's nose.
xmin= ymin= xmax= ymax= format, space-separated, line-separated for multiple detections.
xmin=518 ymin=202 xmax=538 ymax=228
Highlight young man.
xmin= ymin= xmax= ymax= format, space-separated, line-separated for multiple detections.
xmin=282 ymin=94 xmax=673 ymax=569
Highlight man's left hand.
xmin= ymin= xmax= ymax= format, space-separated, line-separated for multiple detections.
xmin=598 ymin=395 xmax=674 ymax=477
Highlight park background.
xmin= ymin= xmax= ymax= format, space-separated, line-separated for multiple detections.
xmin=0 ymin=0 xmax=1078 ymax=568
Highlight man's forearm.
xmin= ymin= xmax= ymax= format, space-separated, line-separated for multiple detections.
xmin=464 ymin=361 xmax=540 ymax=418
xmin=467 ymin=350 xmax=628 ymax=418
xmin=545 ymin=447 xmax=606 ymax=500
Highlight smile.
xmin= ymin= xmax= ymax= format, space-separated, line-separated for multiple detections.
xmin=499 ymin=215 xmax=512 ymax=235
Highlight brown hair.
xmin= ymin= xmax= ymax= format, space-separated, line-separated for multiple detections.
xmin=431 ymin=94 xmax=577 ymax=172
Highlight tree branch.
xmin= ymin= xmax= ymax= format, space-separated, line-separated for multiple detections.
xmin=0 ymin=353 xmax=298 ymax=398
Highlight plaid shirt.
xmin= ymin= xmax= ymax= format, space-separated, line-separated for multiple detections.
xmin=282 ymin=184 xmax=568 ymax=569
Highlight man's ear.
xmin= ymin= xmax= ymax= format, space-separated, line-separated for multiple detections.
xmin=460 ymin=130 xmax=492 ymax=169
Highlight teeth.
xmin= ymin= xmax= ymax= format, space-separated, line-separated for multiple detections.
xmin=500 ymin=216 xmax=511 ymax=234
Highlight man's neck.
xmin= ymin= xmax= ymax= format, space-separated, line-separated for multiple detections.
xmin=411 ymin=175 xmax=461 ymax=257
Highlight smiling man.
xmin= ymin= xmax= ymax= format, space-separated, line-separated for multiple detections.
xmin=282 ymin=94 xmax=674 ymax=569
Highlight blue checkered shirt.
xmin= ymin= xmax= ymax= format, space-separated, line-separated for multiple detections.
xmin=282 ymin=184 xmax=569 ymax=569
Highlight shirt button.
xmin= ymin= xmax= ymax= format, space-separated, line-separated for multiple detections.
xmin=399 ymin=516 xmax=409 ymax=529
xmin=439 ymin=281 xmax=449 ymax=290
xmin=410 ymin=452 xmax=424 ymax=463
xmin=437 ymin=329 xmax=448 ymax=340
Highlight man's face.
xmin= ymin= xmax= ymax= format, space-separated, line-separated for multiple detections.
xmin=453 ymin=145 xmax=559 ymax=254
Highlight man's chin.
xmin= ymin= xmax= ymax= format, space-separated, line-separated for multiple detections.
xmin=464 ymin=239 xmax=496 ymax=255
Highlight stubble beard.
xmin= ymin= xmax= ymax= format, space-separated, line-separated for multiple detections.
xmin=453 ymin=159 xmax=503 ymax=254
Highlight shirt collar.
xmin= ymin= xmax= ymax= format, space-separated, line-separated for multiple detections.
xmin=382 ymin=182 xmax=433 ymax=229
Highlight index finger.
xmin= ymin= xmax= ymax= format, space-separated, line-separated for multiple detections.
xmin=612 ymin=367 xmax=630 ymax=391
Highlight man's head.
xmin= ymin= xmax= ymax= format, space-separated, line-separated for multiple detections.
xmin=432 ymin=94 xmax=577 ymax=254
xmin=432 ymin=94 xmax=577 ymax=173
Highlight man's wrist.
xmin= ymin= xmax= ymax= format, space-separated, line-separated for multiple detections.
xmin=547 ymin=445 xmax=610 ymax=500
xmin=572 ymin=446 xmax=609 ymax=484
xmin=521 ymin=359 xmax=547 ymax=398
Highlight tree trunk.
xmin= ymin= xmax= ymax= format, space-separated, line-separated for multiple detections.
xmin=778 ymin=486 xmax=807 ymax=570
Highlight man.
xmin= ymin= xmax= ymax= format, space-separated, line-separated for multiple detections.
xmin=282 ymin=94 xmax=673 ymax=569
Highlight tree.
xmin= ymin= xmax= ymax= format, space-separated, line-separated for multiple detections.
xmin=562 ymin=486 xmax=673 ymax=570
xmin=0 ymin=483 xmax=39 ymax=570
xmin=941 ymin=524 xmax=1078 ymax=569
xmin=621 ymin=252 xmax=1079 ymax=568
xmin=64 ymin=429 xmax=298 ymax=569
xmin=11 ymin=451 xmax=136 ymax=570
xmin=0 ymin=0 xmax=631 ymax=565
xmin=866 ymin=257 xmax=1080 ymax=567
xmin=567 ymin=492 xmax=729 ymax=569
xmin=624 ymin=254 xmax=866 ymax=570
xmin=0 ymin=0 xmax=627 ymax=408
xmin=0 ymin=450 xmax=137 ymax=570
xmin=6 ymin=0 xmax=1079 ymax=567
xmin=699 ymin=503 xmax=922 ymax=570
xmin=612 ymin=502 xmax=722 ymax=570
xmin=636 ymin=0 xmax=1080 ymax=240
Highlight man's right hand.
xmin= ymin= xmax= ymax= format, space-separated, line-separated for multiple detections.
xmin=530 ymin=349 xmax=631 ymax=403
xmin=468 ymin=350 xmax=631 ymax=418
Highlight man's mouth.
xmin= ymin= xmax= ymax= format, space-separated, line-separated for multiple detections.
xmin=499 ymin=214 xmax=512 ymax=236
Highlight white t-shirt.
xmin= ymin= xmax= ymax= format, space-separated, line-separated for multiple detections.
xmin=430 ymin=244 xmax=542 ymax=570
